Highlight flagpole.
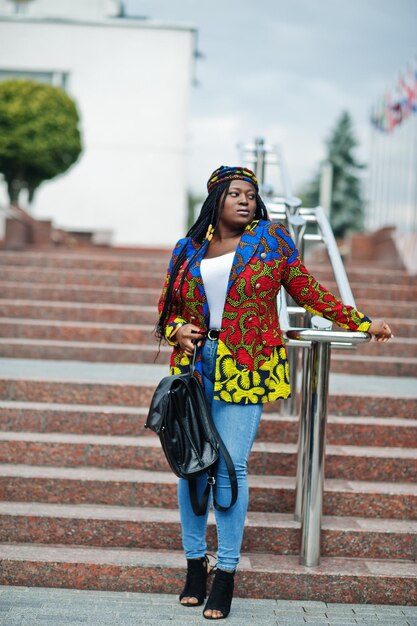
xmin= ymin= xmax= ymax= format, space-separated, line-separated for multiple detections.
xmin=405 ymin=114 xmax=413 ymax=231
xmin=381 ymin=129 xmax=389 ymax=227
xmin=369 ymin=56 xmax=417 ymax=233
xmin=413 ymin=111 xmax=417 ymax=233
xmin=367 ymin=117 xmax=375 ymax=231
xmin=396 ymin=122 xmax=402 ymax=228
xmin=373 ymin=118 xmax=383 ymax=231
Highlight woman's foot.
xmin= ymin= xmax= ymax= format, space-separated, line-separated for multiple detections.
xmin=203 ymin=568 xmax=235 ymax=619
xmin=179 ymin=556 xmax=209 ymax=607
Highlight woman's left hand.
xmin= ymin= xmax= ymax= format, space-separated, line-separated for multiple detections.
xmin=368 ymin=320 xmax=394 ymax=342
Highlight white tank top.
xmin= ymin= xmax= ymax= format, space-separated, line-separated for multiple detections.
xmin=200 ymin=251 xmax=235 ymax=329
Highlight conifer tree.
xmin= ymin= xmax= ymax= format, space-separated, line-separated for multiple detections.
xmin=299 ymin=111 xmax=365 ymax=238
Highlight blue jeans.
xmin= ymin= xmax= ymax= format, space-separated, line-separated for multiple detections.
xmin=177 ymin=339 xmax=263 ymax=571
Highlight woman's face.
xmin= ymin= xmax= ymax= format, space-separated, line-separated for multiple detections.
xmin=218 ymin=180 xmax=257 ymax=230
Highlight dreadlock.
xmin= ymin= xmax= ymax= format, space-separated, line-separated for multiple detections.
xmin=155 ymin=181 xmax=269 ymax=342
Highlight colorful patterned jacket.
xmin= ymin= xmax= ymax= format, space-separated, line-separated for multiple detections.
xmin=158 ymin=219 xmax=372 ymax=405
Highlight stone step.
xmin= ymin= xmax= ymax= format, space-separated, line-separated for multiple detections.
xmin=0 ymin=282 xmax=160 ymax=305
xmin=1 ymin=464 xmax=416 ymax=518
xmin=320 ymin=281 xmax=417 ymax=302
xmin=0 ymin=267 xmax=164 ymax=289
xmin=1 ymin=253 xmax=415 ymax=284
xmin=357 ymin=299 xmax=417 ymax=321
xmin=2 ymin=284 xmax=417 ymax=342
xmin=309 ymin=266 xmax=417 ymax=287
xmin=0 ymin=432 xmax=416 ymax=482
xmin=1 ymin=376 xmax=416 ymax=418
xmin=0 ymin=334 xmax=417 ymax=377
xmin=0 ymin=401 xmax=149 ymax=435
xmin=0 ymin=300 xmax=158 ymax=324
xmin=0 ymin=377 xmax=156 ymax=408
xmin=0 ymin=338 xmax=169 ymax=364
xmin=360 ymin=338 xmax=417 ymax=358
xmin=6 ymin=268 xmax=417 ymax=308
xmin=331 ymin=353 xmax=417 ymax=377
xmin=0 ymin=336 xmax=417 ymax=377
xmin=2 ymin=250 xmax=415 ymax=285
xmin=1 ymin=298 xmax=415 ymax=325
xmin=0 ymin=319 xmax=158 ymax=344
xmin=0 ymin=543 xmax=416 ymax=604
xmin=0 ymin=316 xmax=417 ymax=346
xmin=258 ymin=414 xmax=417 ymax=446
xmin=1 ymin=502 xmax=416 ymax=561
xmin=2 ymin=257 xmax=417 ymax=291
xmin=1 ymin=401 xmax=415 ymax=446
xmin=0 ymin=251 xmax=171 ymax=271
xmin=2 ymin=259 xmax=417 ymax=295
xmin=358 ymin=319 xmax=417 ymax=339
xmin=2 ymin=339 xmax=417 ymax=376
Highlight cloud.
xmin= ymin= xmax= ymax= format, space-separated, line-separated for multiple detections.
xmin=125 ymin=0 xmax=417 ymax=199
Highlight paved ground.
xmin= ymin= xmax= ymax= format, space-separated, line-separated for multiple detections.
xmin=0 ymin=586 xmax=416 ymax=626
xmin=1 ymin=358 xmax=417 ymax=398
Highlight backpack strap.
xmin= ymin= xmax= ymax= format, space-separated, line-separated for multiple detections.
xmin=188 ymin=434 xmax=238 ymax=516
xmin=211 ymin=432 xmax=238 ymax=512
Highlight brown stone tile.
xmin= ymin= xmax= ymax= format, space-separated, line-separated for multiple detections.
xmin=0 ymin=379 xmax=155 ymax=406
xmin=0 ymin=544 xmax=416 ymax=604
xmin=0 ymin=282 xmax=160 ymax=305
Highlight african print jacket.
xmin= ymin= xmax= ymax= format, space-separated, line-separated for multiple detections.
xmin=158 ymin=219 xmax=372 ymax=405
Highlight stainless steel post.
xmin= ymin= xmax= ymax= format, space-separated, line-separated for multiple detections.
xmin=285 ymin=196 xmax=302 ymax=217
xmin=282 ymin=214 xmax=307 ymax=417
xmin=299 ymin=337 xmax=331 ymax=566
xmin=288 ymin=214 xmax=306 ymax=254
xmin=319 ymin=161 xmax=333 ymax=217
xmin=294 ymin=345 xmax=312 ymax=521
xmin=253 ymin=137 xmax=266 ymax=186
xmin=284 ymin=345 xmax=299 ymax=417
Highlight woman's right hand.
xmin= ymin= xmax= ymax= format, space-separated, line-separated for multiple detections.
xmin=176 ymin=324 xmax=206 ymax=356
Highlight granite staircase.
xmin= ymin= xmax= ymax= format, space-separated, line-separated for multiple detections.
xmin=0 ymin=249 xmax=416 ymax=604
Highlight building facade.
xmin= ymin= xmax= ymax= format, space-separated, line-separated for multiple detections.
xmin=0 ymin=0 xmax=196 ymax=245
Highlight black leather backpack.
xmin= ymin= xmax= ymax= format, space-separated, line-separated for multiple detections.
xmin=145 ymin=347 xmax=237 ymax=516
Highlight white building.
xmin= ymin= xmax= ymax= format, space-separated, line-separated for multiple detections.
xmin=0 ymin=0 xmax=196 ymax=245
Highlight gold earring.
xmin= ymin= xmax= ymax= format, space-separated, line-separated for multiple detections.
xmin=205 ymin=224 xmax=215 ymax=242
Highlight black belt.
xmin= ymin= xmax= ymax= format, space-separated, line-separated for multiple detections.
xmin=207 ymin=328 xmax=221 ymax=340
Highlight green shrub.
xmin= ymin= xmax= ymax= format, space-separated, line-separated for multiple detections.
xmin=0 ymin=79 xmax=82 ymax=204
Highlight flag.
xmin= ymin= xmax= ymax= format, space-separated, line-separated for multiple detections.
xmin=384 ymin=92 xmax=397 ymax=132
xmin=370 ymin=58 xmax=417 ymax=134
xmin=398 ymin=71 xmax=416 ymax=116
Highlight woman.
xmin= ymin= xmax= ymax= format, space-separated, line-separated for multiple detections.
xmin=156 ymin=165 xmax=393 ymax=620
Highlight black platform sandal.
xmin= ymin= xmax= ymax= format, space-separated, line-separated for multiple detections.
xmin=179 ymin=556 xmax=210 ymax=607
xmin=203 ymin=568 xmax=235 ymax=620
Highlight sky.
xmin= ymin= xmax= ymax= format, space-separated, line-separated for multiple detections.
xmin=124 ymin=0 xmax=416 ymax=197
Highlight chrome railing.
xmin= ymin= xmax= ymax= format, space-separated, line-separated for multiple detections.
xmin=280 ymin=206 xmax=371 ymax=566
xmin=287 ymin=323 xmax=370 ymax=566
xmin=241 ymin=139 xmax=371 ymax=566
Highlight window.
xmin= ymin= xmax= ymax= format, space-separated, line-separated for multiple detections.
xmin=0 ymin=69 xmax=68 ymax=89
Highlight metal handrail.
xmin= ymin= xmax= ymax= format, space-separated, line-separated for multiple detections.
xmin=276 ymin=199 xmax=370 ymax=566
xmin=270 ymin=204 xmax=357 ymax=309
xmin=287 ymin=327 xmax=370 ymax=345
xmin=241 ymin=139 xmax=371 ymax=567
xmin=301 ymin=205 xmax=356 ymax=307
xmin=287 ymin=325 xmax=370 ymax=566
